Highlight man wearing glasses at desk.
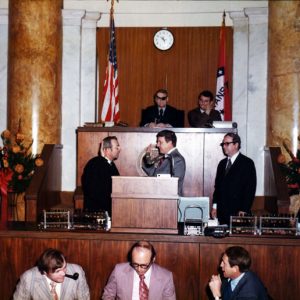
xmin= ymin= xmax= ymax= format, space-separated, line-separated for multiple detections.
xmin=211 ymin=133 xmax=257 ymax=225
xmin=102 ymin=241 xmax=176 ymax=300
xmin=140 ymin=89 xmax=182 ymax=128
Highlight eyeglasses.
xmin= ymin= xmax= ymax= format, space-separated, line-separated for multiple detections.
xmin=130 ymin=261 xmax=152 ymax=270
xmin=156 ymin=95 xmax=167 ymax=101
xmin=220 ymin=142 xmax=235 ymax=147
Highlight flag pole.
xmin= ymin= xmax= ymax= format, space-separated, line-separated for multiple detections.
xmin=101 ymin=0 xmax=120 ymax=123
xmin=215 ymin=10 xmax=231 ymax=121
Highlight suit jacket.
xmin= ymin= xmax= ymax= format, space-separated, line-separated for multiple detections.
xmin=187 ymin=108 xmax=221 ymax=127
xmin=142 ymin=148 xmax=186 ymax=195
xmin=222 ymin=271 xmax=269 ymax=300
xmin=140 ymin=105 xmax=182 ymax=127
xmin=81 ymin=155 xmax=120 ymax=215
xmin=13 ymin=264 xmax=90 ymax=300
xmin=102 ymin=262 xmax=176 ymax=300
xmin=213 ymin=153 xmax=256 ymax=225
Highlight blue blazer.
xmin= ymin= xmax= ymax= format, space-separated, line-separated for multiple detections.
xmin=222 ymin=271 xmax=269 ymax=299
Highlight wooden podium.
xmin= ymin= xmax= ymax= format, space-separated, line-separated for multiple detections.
xmin=111 ymin=176 xmax=179 ymax=234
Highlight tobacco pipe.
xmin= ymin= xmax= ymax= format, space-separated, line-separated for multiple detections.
xmin=65 ymin=272 xmax=79 ymax=280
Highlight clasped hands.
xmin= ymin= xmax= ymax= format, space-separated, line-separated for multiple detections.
xmin=209 ymin=274 xmax=222 ymax=298
xmin=147 ymin=122 xmax=172 ymax=128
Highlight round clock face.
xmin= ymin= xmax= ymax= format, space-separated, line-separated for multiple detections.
xmin=153 ymin=29 xmax=174 ymax=51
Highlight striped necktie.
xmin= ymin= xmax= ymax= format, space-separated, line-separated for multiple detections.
xmin=139 ymin=275 xmax=149 ymax=300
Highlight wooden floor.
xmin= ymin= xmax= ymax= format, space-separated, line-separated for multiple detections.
xmin=0 ymin=229 xmax=299 ymax=299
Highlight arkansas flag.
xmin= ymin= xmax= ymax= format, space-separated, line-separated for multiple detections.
xmin=215 ymin=12 xmax=231 ymax=121
xmin=100 ymin=11 xmax=120 ymax=123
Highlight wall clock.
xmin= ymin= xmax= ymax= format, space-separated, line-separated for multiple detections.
xmin=153 ymin=28 xmax=174 ymax=51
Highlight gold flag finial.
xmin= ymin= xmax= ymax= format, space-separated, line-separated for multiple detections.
xmin=107 ymin=0 xmax=119 ymax=15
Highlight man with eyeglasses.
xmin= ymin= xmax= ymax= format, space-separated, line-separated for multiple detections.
xmin=211 ymin=133 xmax=257 ymax=225
xmin=13 ymin=248 xmax=90 ymax=300
xmin=188 ymin=90 xmax=222 ymax=127
xmin=81 ymin=136 xmax=120 ymax=216
xmin=140 ymin=89 xmax=182 ymax=128
xmin=102 ymin=240 xmax=176 ymax=300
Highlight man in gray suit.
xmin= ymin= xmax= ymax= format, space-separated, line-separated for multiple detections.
xmin=13 ymin=248 xmax=90 ymax=300
xmin=102 ymin=240 xmax=176 ymax=300
xmin=142 ymin=129 xmax=186 ymax=195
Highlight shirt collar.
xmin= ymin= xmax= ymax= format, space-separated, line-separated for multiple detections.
xmin=166 ymin=147 xmax=176 ymax=155
xmin=230 ymin=272 xmax=245 ymax=291
xmin=104 ymin=156 xmax=112 ymax=164
xmin=134 ymin=265 xmax=153 ymax=285
xmin=44 ymin=275 xmax=62 ymax=296
xmin=228 ymin=151 xmax=240 ymax=164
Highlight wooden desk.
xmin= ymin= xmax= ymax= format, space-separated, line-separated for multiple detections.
xmin=111 ymin=176 xmax=179 ymax=234
xmin=0 ymin=230 xmax=299 ymax=300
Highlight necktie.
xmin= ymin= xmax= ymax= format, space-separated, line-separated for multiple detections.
xmin=50 ymin=282 xmax=59 ymax=300
xmin=159 ymin=108 xmax=163 ymax=121
xmin=225 ymin=158 xmax=232 ymax=175
xmin=158 ymin=156 xmax=165 ymax=167
xmin=139 ymin=275 xmax=149 ymax=300
xmin=222 ymin=280 xmax=233 ymax=300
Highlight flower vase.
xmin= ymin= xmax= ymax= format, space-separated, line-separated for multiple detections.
xmin=8 ymin=192 xmax=25 ymax=221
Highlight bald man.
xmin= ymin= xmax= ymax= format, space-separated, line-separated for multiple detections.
xmin=102 ymin=241 xmax=176 ymax=300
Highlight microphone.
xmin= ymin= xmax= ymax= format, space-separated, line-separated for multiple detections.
xmin=65 ymin=273 xmax=79 ymax=280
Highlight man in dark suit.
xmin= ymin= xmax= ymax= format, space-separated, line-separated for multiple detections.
xmin=142 ymin=130 xmax=186 ymax=195
xmin=140 ymin=89 xmax=182 ymax=128
xmin=209 ymin=246 xmax=269 ymax=300
xmin=102 ymin=240 xmax=176 ymax=300
xmin=188 ymin=90 xmax=222 ymax=127
xmin=13 ymin=248 xmax=90 ymax=300
xmin=212 ymin=133 xmax=256 ymax=225
xmin=81 ymin=136 xmax=120 ymax=215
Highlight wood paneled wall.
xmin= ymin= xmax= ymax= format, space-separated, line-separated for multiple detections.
xmin=0 ymin=231 xmax=299 ymax=300
xmin=97 ymin=27 xmax=233 ymax=126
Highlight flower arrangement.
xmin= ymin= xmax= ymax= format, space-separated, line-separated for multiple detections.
xmin=277 ymin=140 xmax=300 ymax=216
xmin=0 ymin=127 xmax=43 ymax=194
xmin=277 ymin=141 xmax=300 ymax=192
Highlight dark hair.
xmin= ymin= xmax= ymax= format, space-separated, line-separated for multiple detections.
xmin=37 ymin=248 xmax=66 ymax=274
xmin=198 ymin=90 xmax=214 ymax=101
xmin=102 ymin=136 xmax=118 ymax=150
xmin=156 ymin=130 xmax=177 ymax=146
xmin=153 ymin=89 xmax=168 ymax=100
xmin=225 ymin=246 xmax=251 ymax=272
xmin=224 ymin=132 xmax=241 ymax=149
xmin=128 ymin=241 xmax=156 ymax=263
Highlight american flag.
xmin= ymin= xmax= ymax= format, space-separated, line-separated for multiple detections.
xmin=215 ymin=11 xmax=231 ymax=121
xmin=101 ymin=13 xmax=120 ymax=123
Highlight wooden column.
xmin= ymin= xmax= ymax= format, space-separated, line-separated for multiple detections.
xmin=8 ymin=0 xmax=63 ymax=153
xmin=267 ymin=1 xmax=300 ymax=155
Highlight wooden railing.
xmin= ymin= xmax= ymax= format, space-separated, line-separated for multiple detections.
xmin=25 ymin=144 xmax=62 ymax=222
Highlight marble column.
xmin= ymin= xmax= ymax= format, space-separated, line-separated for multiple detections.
xmin=267 ymin=1 xmax=300 ymax=156
xmin=244 ymin=7 xmax=268 ymax=195
xmin=0 ymin=9 xmax=8 ymax=132
xmin=81 ymin=12 xmax=101 ymax=125
xmin=229 ymin=12 xmax=249 ymax=153
xmin=8 ymin=0 xmax=63 ymax=154
xmin=61 ymin=9 xmax=85 ymax=190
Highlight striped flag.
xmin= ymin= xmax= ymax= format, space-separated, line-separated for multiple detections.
xmin=100 ymin=11 xmax=120 ymax=123
xmin=215 ymin=11 xmax=231 ymax=121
